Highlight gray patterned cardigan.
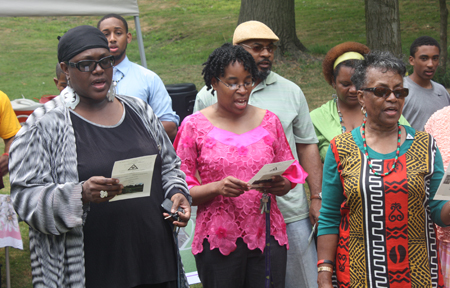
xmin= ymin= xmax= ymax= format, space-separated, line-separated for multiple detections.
xmin=9 ymin=95 xmax=191 ymax=288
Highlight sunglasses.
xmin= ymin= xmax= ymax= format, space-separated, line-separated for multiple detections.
xmin=216 ymin=77 xmax=255 ymax=91
xmin=360 ymin=87 xmax=409 ymax=99
xmin=240 ymin=43 xmax=278 ymax=53
xmin=67 ymin=56 xmax=115 ymax=72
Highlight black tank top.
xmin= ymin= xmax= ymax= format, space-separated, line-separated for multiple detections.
xmin=70 ymin=103 xmax=177 ymax=288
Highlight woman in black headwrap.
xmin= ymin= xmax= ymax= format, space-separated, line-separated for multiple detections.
xmin=9 ymin=25 xmax=191 ymax=288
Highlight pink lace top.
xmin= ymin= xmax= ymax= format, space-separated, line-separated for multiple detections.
xmin=174 ymin=111 xmax=307 ymax=256
xmin=424 ymin=106 xmax=450 ymax=243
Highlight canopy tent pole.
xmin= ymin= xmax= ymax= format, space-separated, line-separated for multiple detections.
xmin=134 ymin=16 xmax=147 ymax=68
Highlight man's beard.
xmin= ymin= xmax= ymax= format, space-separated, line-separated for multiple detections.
xmin=113 ymin=49 xmax=126 ymax=63
xmin=256 ymin=58 xmax=272 ymax=81
xmin=257 ymin=69 xmax=271 ymax=81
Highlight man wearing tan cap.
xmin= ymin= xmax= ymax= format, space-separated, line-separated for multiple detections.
xmin=194 ymin=20 xmax=321 ymax=288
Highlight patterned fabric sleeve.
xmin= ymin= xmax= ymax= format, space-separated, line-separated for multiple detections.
xmin=9 ymin=111 xmax=83 ymax=235
xmin=317 ymin=139 xmax=346 ymax=236
xmin=173 ymin=115 xmax=200 ymax=189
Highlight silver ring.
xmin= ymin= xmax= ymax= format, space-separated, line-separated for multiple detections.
xmin=100 ymin=190 xmax=108 ymax=198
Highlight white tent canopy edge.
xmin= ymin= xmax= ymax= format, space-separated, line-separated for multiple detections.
xmin=0 ymin=0 xmax=148 ymax=68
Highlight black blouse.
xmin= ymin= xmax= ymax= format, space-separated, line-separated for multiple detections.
xmin=71 ymin=103 xmax=177 ymax=288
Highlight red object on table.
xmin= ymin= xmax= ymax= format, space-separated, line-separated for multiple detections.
xmin=11 ymin=98 xmax=44 ymax=124
xmin=38 ymin=94 xmax=58 ymax=104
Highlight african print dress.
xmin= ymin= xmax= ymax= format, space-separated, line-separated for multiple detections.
xmin=320 ymin=126 xmax=447 ymax=288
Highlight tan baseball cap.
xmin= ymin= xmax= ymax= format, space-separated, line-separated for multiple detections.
xmin=232 ymin=21 xmax=279 ymax=45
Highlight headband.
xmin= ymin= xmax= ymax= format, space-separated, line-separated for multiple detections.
xmin=333 ymin=51 xmax=364 ymax=69
xmin=58 ymin=25 xmax=109 ymax=63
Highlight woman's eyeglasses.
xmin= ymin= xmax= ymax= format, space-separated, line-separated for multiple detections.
xmin=67 ymin=56 xmax=115 ymax=72
xmin=216 ymin=77 xmax=255 ymax=91
xmin=240 ymin=43 xmax=278 ymax=53
xmin=361 ymin=87 xmax=409 ymax=99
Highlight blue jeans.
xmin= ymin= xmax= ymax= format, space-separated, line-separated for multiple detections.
xmin=285 ymin=218 xmax=318 ymax=288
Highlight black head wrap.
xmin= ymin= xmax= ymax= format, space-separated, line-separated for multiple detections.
xmin=58 ymin=25 xmax=109 ymax=63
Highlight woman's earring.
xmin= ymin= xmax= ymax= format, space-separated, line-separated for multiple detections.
xmin=61 ymin=80 xmax=80 ymax=109
xmin=361 ymin=106 xmax=367 ymax=121
xmin=106 ymin=81 xmax=117 ymax=102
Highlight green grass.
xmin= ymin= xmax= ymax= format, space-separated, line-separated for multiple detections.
xmin=0 ymin=0 xmax=449 ymax=287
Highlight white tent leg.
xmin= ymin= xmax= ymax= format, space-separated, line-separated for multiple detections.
xmin=5 ymin=247 xmax=10 ymax=288
xmin=134 ymin=16 xmax=147 ymax=68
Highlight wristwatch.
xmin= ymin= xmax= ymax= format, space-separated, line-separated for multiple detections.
xmin=310 ymin=192 xmax=322 ymax=200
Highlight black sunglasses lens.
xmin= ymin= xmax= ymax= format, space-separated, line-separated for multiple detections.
xmin=78 ymin=61 xmax=95 ymax=72
xmin=372 ymin=87 xmax=390 ymax=97
xmin=99 ymin=57 xmax=113 ymax=69
xmin=394 ymin=88 xmax=409 ymax=98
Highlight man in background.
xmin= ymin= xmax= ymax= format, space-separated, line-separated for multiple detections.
xmin=53 ymin=63 xmax=67 ymax=93
xmin=402 ymin=36 xmax=450 ymax=131
xmin=0 ymin=91 xmax=21 ymax=188
xmin=194 ymin=21 xmax=322 ymax=288
xmin=97 ymin=14 xmax=179 ymax=139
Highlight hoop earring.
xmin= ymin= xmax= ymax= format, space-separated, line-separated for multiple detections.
xmin=106 ymin=81 xmax=117 ymax=102
xmin=61 ymin=80 xmax=80 ymax=109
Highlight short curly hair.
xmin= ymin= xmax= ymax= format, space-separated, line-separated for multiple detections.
xmin=410 ymin=36 xmax=440 ymax=57
xmin=97 ymin=14 xmax=128 ymax=33
xmin=202 ymin=43 xmax=258 ymax=95
xmin=322 ymin=42 xmax=370 ymax=86
xmin=351 ymin=51 xmax=406 ymax=90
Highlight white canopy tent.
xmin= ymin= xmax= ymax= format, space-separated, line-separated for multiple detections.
xmin=0 ymin=0 xmax=148 ymax=67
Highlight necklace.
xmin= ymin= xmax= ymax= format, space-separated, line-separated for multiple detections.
xmin=113 ymin=72 xmax=124 ymax=85
xmin=333 ymin=94 xmax=346 ymax=133
xmin=361 ymin=120 xmax=401 ymax=177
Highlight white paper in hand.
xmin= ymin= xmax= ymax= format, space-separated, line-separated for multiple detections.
xmin=110 ymin=155 xmax=157 ymax=202
xmin=248 ymin=160 xmax=295 ymax=185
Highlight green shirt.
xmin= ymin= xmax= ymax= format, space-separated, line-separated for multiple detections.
xmin=310 ymin=99 xmax=410 ymax=162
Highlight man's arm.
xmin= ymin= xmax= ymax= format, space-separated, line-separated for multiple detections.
xmin=144 ymin=72 xmax=180 ymax=140
xmin=0 ymin=136 xmax=14 ymax=176
xmin=162 ymin=121 xmax=177 ymax=140
xmin=296 ymin=143 xmax=323 ymax=225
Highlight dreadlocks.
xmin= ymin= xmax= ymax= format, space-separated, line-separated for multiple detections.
xmin=202 ymin=43 xmax=258 ymax=95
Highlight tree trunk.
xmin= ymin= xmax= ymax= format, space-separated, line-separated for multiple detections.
xmin=238 ymin=0 xmax=308 ymax=59
xmin=365 ymin=0 xmax=402 ymax=56
xmin=439 ymin=0 xmax=448 ymax=73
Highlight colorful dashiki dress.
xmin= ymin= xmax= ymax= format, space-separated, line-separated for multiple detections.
xmin=321 ymin=126 xmax=446 ymax=288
